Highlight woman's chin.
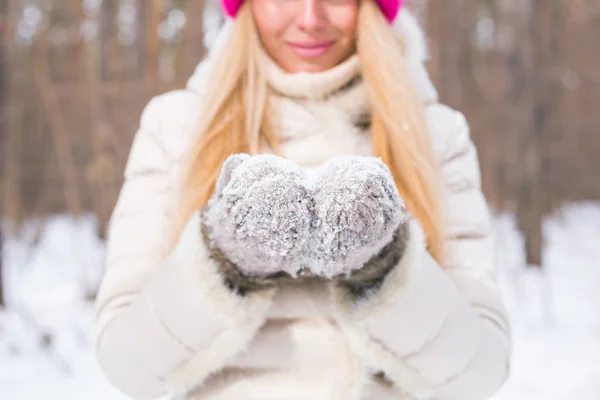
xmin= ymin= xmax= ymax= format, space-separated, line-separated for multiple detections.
xmin=278 ymin=56 xmax=340 ymax=74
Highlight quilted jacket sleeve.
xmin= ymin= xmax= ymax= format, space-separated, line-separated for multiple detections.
xmin=331 ymin=105 xmax=511 ymax=400
xmin=94 ymin=94 xmax=275 ymax=400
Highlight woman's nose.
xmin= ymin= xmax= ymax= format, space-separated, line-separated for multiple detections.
xmin=297 ymin=0 xmax=327 ymax=31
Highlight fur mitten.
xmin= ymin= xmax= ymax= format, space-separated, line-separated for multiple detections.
xmin=202 ymin=154 xmax=316 ymax=289
xmin=310 ymin=156 xmax=409 ymax=280
xmin=202 ymin=153 xmax=410 ymax=293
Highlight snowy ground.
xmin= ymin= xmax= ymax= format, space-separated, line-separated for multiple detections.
xmin=1 ymin=203 xmax=600 ymax=400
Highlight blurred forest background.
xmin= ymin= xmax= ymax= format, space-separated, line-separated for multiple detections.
xmin=0 ymin=0 xmax=599 ymax=306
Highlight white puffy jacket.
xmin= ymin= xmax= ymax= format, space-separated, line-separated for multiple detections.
xmin=94 ymin=10 xmax=511 ymax=400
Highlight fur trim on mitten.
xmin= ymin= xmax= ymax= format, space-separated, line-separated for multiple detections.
xmin=334 ymin=220 xmax=410 ymax=298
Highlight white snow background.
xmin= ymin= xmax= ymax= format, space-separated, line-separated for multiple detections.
xmin=1 ymin=203 xmax=600 ymax=399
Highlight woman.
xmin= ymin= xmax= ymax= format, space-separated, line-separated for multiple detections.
xmin=94 ymin=0 xmax=511 ymax=399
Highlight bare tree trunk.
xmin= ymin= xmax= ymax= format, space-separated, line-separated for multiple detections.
xmin=2 ymin=0 xmax=22 ymax=223
xmin=0 ymin=228 xmax=4 ymax=307
xmin=33 ymin=24 xmax=83 ymax=216
xmin=178 ymin=0 xmax=207 ymax=83
xmin=135 ymin=0 xmax=146 ymax=81
xmin=491 ymin=0 xmax=544 ymax=267
xmin=0 ymin=0 xmax=9 ymax=308
xmin=425 ymin=0 xmax=476 ymax=111
xmin=516 ymin=0 xmax=544 ymax=268
xmin=144 ymin=1 xmax=162 ymax=97
xmin=516 ymin=0 xmax=565 ymax=267
xmin=99 ymin=0 xmax=117 ymax=80
xmin=86 ymin=0 xmax=119 ymax=238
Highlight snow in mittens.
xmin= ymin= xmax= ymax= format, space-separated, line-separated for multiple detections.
xmin=205 ymin=153 xmax=316 ymax=278
xmin=310 ymin=156 xmax=407 ymax=278
xmin=205 ymin=153 xmax=407 ymax=279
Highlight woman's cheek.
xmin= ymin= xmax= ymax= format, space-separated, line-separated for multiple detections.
xmin=253 ymin=0 xmax=291 ymax=37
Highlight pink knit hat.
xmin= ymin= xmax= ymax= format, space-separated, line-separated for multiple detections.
xmin=222 ymin=0 xmax=403 ymax=23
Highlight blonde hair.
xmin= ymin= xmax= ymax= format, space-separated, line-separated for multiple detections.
xmin=176 ymin=1 xmax=446 ymax=263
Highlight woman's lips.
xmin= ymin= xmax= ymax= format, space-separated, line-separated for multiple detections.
xmin=287 ymin=41 xmax=335 ymax=59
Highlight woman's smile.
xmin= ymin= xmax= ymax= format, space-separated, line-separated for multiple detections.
xmin=286 ymin=40 xmax=336 ymax=59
